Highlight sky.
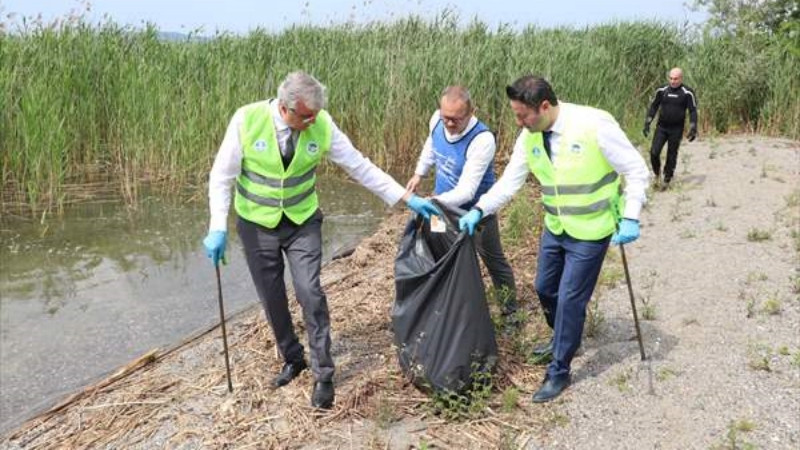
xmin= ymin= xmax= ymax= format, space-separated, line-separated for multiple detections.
xmin=2 ymin=0 xmax=706 ymax=34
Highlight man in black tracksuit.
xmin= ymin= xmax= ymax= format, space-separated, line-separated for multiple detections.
xmin=643 ymin=67 xmax=698 ymax=188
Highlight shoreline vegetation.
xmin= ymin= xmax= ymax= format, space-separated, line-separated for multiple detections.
xmin=2 ymin=10 xmax=798 ymax=215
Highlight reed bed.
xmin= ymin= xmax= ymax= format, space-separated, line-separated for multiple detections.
xmin=2 ymin=16 xmax=798 ymax=214
xmin=2 ymin=200 xmax=559 ymax=449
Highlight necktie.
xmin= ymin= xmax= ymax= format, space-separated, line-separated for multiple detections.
xmin=283 ymin=130 xmax=298 ymax=168
xmin=542 ymin=130 xmax=553 ymax=160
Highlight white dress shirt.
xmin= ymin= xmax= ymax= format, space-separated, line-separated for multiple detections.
xmin=208 ymin=100 xmax=406 ymax=231
xmin=413 ymin=110 xmax=496 ymax=208
xmin=476 ymin=102 xmax=650 ymax=220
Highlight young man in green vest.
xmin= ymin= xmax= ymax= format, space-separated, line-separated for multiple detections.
xmin=460 ymin=75 xmax=650 ymax=402
xmin=202 ymin=71 xmax=439 ymax=409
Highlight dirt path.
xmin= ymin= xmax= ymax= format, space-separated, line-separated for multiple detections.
xmin=2 ymin=136 xmax=798 ymax=449
xmin=544 ymin=136 xmax=800 ymax=449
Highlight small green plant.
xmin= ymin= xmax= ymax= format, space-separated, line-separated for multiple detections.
xmin=745 ymin=271 xmax=769 ymax=284
xmin=544 ymin=411 xmax=570 ymax=427
xmin=746 ymin=228 xmax=772 ymax=242
xmin=711 ymin=419 xmax=757 ymax=450
xmin=761 ymin=296 xmax=782 ymax=315
xmin=777 ymin=346 xmax=790 ymax=356
xmin=747 ymin=344 xmax=772 ymax=372
xmin=641 ymin=296 xmax=656 ymax=320
xmin=679 ymin=229 xmax=696 ymax=239
xmin=608 ymin=368 xmax=632 ymax=392
xmin=598 ymin=265 xmax=624 ymax=287
xmin=428 ymin=363 xmax=493 ymax=420
xmin=733 ymin=419 xmax=756 ymax=433
xmin=715 ymin=222 xmax=728 ymax=232
xmin=500 ymin=387 xmax=519 ymax=414
xmin=656 ymin=366 xmax=679 ymax=381
xmin=584 ymin=297 xmax=605 ymax=338
xmin=792 ymin=352 xmax=800 ymax=368
xmin=746 ymin=299 xmax=756 ymax=318
xmin=785 ymin=190 xmax=800 ymax=208
xmin=791 ymin=274 xmax=800 ymax=294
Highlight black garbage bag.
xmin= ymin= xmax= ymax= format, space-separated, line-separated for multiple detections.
xmin=392 ymin=202 xmax=497 ymax=394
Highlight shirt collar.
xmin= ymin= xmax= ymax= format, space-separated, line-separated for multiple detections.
xmin=547 ymin=103 xmax=567 ymax=136
xmin=270 ymin=99 xmax=290 ymax=132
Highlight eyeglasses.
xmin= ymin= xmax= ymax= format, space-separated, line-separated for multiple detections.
xmin=289 ymin=107 xmax=317 ymax=124
xmin=441 ymin=112 xmax=470 ymax=124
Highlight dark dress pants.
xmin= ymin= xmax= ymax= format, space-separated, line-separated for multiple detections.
xmin=236 ymin=210 xmax=334 ymax=382
xmin=535 ymin=228 xmax=610 ymax=377
xmin=474 ymin=214 xmax=517 ymax=312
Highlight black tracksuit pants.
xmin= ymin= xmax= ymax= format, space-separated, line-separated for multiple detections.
xmin=649 ymin=124 xmax=683 ymax=182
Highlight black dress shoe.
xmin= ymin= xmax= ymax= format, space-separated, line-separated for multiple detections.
xmin=311 ymin=381 xmax=335 ymax=409
xmin=530 ymin=338 xmax=554 ymax=364
xmin=532 ymin=373 xmax=570 ymax=403
xmin=271 ymin=359 xmax=307 ymax=388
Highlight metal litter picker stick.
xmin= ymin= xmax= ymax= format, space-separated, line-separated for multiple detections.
xmin=619 ymin=243 xmax=646 ymax=361
xmin=215 ymin=265 xmax=234 ymax=393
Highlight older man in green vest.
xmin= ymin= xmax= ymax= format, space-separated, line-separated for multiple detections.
xmin=460 ymin=75 xmax=650 ymax=402
xmin=202 ymin=71 xmax=439 ymax=409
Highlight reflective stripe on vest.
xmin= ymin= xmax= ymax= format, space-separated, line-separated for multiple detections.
xmin=234 ymin=100 xmax=333 ymax=228
xmin=523 ymin=108 xmax=622 ymax=240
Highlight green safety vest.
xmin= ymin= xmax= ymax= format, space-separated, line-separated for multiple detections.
xmin=523 ymin=110 xmax=623 ymax=240
xmin=234 ymin=100 xmax=333 ymax=228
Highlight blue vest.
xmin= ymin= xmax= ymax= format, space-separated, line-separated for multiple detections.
xmin=432 ymin=119 xmax=495 ymax=210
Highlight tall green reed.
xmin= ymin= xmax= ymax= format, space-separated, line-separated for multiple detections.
xmin=1 ymin=16 xmax=797 ymax=214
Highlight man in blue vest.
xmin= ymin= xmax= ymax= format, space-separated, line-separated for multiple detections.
xmin=406 ymin=86 xmax=518 ymax=323
xmin=460 ymin=75 xmax=650 ymax=402
xmin=202 ymin=71 xmax=440 ymax=409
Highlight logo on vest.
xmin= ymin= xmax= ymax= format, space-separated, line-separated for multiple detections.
xmin=570 ymin=143 xmax=582 ymax=153
xmin=307 ymin=142 xmax=319 ymax=154
xmin=532 ymin=146 xmax=542 ymax=157
xmin=254 ymin=139 xmax=267 ymax=152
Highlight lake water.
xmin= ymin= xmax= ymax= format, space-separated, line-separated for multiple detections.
xmin=0 ymin=176 xmax=394 ymax=433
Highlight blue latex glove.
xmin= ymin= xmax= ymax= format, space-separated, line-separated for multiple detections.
xmin=459 ymin=209 xmax=483 ymax=236
xmin=406 ymin=194 xmax=441 ymax=221
xmin=203 ymin=230 xmax=227 ymax=267
xmin=611 ymin=219 xmax=640 ymax=245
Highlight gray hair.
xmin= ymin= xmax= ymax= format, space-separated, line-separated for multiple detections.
xmin=440 ymin=85 xmax=473 ymax=110
xmin=277 ymin=71 xmax=327 ymax=110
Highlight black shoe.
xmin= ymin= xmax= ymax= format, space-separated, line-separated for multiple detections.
xmin=662 ymin=177 xmax=672 ymax=191
xmin=530 ymin=338 xmax=553 ymax=364
xmin=271 ymin=359 xmax=307 ymax=388
xmin=311 ymin=381 xmax=335 ymax=409
xmin=532 ymin=373 xmax=570 ymax=403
